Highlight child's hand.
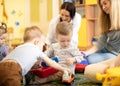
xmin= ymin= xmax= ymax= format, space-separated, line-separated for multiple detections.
xmin=63 ymin=68 xmax=73 ymax=75
xmin=32 ymin=59 xmax=43 ymax=68
xmin=65 ymin=58 xmax=75 ymax=65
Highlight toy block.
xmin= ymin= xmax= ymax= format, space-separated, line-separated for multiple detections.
xmin=30 ymin=66 xmax=58 ymax=78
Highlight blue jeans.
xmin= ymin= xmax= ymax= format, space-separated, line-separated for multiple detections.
xmin=87 ymin=49 xmax=117 ymax=64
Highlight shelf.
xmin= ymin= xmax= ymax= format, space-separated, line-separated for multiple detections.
xmin=76 ymin=6 xmax=85 ymax=17
xmin=86 ymin=0 xmax=97 ymax=5
xmin=86 ymin=5 xmax=98 ymax=19
xmin=78 ymin=46 xmax=92 ymax=51
xmin=86 ymin=18 xmax=98 ymax=20
xmin=75 ymin=4 xmax=85 ymax=7
xmin=73 ymin=0 xmax=85 ymax=4
xmin=75 ymin=0 xmax=98 ymax=47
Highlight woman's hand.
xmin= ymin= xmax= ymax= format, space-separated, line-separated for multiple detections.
xmin=103 ymin=55 xmax=120 ymax=74
xmin=110 ymin=55 xmax=120 ymax=68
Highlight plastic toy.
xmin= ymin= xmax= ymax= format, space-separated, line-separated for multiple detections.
xmin=80 ymin=52 xmax=88 ymax=65
xmin=75 ymin=53 xmax=88 ymax=73
xmin=30 ymin=66 xmax=58 ymax=78
xmin=96 ymin=67 xmax=120 ymax=86
xmin=30 ymin=57 xmax=59 ymax=78
xmin=62 ymin=71 xmax=74 ymax=84
xmin=75 ymin=63 xmax=87 ymax=73
xmin=80 ymin=59 xmax=88 ymax=65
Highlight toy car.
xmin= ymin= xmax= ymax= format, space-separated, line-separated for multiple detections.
xmin=62 ymin=71 xmax=74 ymax=84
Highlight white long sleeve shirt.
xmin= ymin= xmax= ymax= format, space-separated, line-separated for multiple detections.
xmin=46 ymin=12 xmax=81 ymax=46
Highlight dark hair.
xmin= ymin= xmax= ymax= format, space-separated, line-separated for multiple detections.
xmin=0 ymin=22 xmax=7 ymax=33
xmin=60 ymin=2 xmax=76 ymax=19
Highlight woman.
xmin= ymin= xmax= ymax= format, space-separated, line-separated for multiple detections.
xmin=83 ymin=0 xmax=120 ymax=64
xmin=46 ymin=2 xmax=81 ymax=46
xmin=84 ymin=0 xmax=120 ymax=83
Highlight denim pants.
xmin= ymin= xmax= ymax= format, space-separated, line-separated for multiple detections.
xmin=87 ymin=49 xmax=117 ymax=64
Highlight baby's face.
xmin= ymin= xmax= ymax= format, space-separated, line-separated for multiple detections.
xmin=0 ymin=33 xmax=7 ymax=45
xmin=56 ymin=33 xmax=72 ymax=48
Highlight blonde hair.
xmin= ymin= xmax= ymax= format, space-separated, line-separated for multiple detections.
xmin=24 ymin=26 xmax=42 ymax=42
xmin=110 ymin=0 xmax=120 ymax=30
xmin=56 ymin=22 xmax=73 ymax=35
xmin=98 ymin=0 xmax=120 ymax=34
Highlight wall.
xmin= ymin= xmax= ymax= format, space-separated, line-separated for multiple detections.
xmin=5 ymin=0 xmax=26 ymax=38
xmin=26 ymin=0 xmax=61 ymax=35
xmin=0 ymin=0 xmax=26 ymax=47
xmin=0 ymin=0 xmax=62 ymax=47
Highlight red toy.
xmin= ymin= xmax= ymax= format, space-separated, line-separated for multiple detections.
xmin=30 ymin=66 xmax=58 ymax=78
xmin=75 ymin=63 xmax=87 ymax=73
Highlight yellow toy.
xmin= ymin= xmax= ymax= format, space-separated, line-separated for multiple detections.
xmin=96 ymin=67 xmax=120 ymax=86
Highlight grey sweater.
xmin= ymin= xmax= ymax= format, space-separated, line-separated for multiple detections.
xmin=96 ymin=30 xmax=120 ymax=55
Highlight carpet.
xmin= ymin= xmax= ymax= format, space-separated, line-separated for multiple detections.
xmin=24 ymin=73 xmax=102 ymax=86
